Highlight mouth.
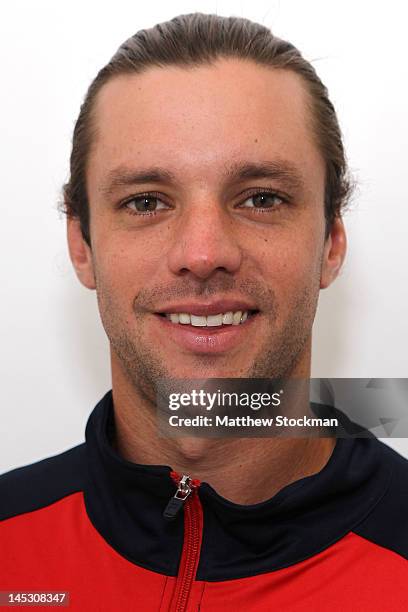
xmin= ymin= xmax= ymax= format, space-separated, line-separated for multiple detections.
xmin=152 ymin=302 xmax=261 ymax=355
xmin=156 ymin=309 xmax=259 ymax=328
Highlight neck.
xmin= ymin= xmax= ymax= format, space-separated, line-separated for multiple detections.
xmin=110 ymin=351 xmax=336 ymax=505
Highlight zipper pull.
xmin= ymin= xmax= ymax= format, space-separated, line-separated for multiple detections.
xmin=163 ymin=473 xmax=199 ymax=521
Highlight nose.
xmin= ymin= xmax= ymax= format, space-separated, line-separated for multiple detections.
xmin=167 ymin=199 xmax=242 ymax=280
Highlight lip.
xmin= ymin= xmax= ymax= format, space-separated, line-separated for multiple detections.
xmin=153 ymin=310 xmax=259 ymax=355
xmin=154 ymin=299 xmax=258 ymax=317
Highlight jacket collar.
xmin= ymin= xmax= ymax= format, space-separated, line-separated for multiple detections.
xmin=84 ymin=390 xmax=392 ymax=581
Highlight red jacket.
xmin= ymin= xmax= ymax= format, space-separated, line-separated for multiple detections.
xmin=1 ymin=391 xmax=407 ymax=610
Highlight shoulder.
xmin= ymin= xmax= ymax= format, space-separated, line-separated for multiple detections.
xmin=353 ymin=439 xmax=408 ymax=559
xmin=0 ymin=443 xmax=86 ymax=522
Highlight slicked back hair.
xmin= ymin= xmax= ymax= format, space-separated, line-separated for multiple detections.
xmin=62 ymin=12 xmax=351 ymax=245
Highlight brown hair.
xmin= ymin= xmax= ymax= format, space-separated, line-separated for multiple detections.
xmin=62 ymin=12 xmax=352 ymax=245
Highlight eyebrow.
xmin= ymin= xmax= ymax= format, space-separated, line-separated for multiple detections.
xmin=99 ymin=166 xmax=177 ymax=197
xmin=225 ymin=160 xmax=305 ymax=192
xmin=99 ymin=159 xmax=305 ymax=197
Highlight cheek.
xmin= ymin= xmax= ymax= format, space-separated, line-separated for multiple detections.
xmin=92 ymin=232 xmax=165 ymax=315
xmin=95 ymin=231 xmax=164 ymax=282
xmin=249 ymin=226 xmax=323 ymax=301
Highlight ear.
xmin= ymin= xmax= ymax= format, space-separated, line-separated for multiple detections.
xmin=67 ymin=218 xmax=96 ymax=290
xmin=320 ymin=217 xmax=347 ymax=289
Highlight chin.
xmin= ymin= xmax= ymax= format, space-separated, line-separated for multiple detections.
xmin=166 ymin=363 xmax=252 ymax=380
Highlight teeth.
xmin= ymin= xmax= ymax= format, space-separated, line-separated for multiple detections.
xmin=232 ymin=311 xmax=242 ymax=325
xmin=207 ymin=314 xmax=223 ymax=327
xmin=190 ymin=314 xmax=207 ymax=327
xmin=179 ymin=313 xmax=191 ymax=324
xmin=166 ymin=310 xmax=252 ymax=326
xmin=222 ymin=312 xmax=233 ymax=325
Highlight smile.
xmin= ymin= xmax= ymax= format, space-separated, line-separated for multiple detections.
xmin=160 ymin=310 xmax=257 ymax=327
xmin=154 ymin=311 xmax=259 ymax=354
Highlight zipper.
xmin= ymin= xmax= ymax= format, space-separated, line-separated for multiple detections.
xmin=164 ymin=471 xmax=203 ymax=612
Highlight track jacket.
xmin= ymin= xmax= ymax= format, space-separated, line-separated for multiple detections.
xmin=1 ymin=390 xmax=408 ymax=611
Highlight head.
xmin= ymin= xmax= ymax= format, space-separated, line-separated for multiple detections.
xmin=65 ymin=13 xmax=349 ymax=398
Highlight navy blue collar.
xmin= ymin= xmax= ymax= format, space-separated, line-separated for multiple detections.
xmin=83 ymin=390 xmax=392 ymax=580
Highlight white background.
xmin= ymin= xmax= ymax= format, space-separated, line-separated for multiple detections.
xmin=1 ymin=0 xmax=407 ymax=472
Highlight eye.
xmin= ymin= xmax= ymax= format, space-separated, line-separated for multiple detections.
xmin=123 ymin=194 xmax=168 ymax=214
xmin=239 ymin=191 xmax=286 ymax=210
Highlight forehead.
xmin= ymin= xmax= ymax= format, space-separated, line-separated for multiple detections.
xmin=88 ymin=59 xmax=323 ymax=189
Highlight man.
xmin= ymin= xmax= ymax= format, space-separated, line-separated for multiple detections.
xmin=1 ymin=13 xmax=407 ymax=611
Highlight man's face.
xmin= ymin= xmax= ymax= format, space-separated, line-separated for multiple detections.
xmin=69 ymin=59 xmax=345 ymax=394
